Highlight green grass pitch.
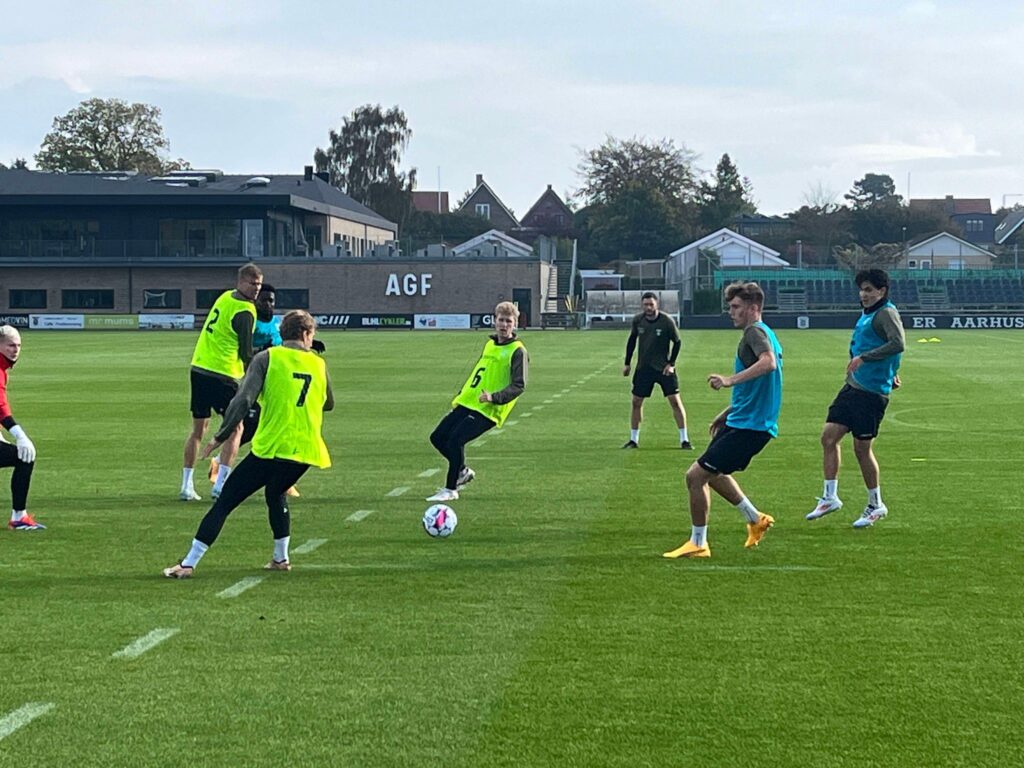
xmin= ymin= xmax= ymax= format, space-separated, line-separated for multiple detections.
xmin=0 ymin=327 xmax=1021 ymax=767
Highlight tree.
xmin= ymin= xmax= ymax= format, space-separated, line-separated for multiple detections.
xmin=35 ymin=98 xmax=188 ymax=174
xmin=844 ymin=173 xmax=905 ymax=246
xmin=402 ymin=210 xmax=493 ymax=252
xmin=575 ymin=135 xmax=700 ymax=263
xmin=787 ymin=204 xmax=853 ymax=266
xmin=314 ymin=104 xmax=416 ymax=233
xmin=698 ymin=153 xmax=756 ymax=232
xmin=580 ymin=182 xmax=686 ymax=263
xmin=577 ymin=135 xmax=699 ymax=207
xmin=844 ymin=173 xmax=900 ymax=210
xmin=832 ymin=242 xmax=903 ymax=271
xmin=0 ymin=158 xmax=29 ymax=170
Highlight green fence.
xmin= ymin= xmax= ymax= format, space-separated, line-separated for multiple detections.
xmin=713 ymin=268 xmax=1024 ymax=287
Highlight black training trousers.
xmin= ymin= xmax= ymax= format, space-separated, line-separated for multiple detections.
xmin=194 ymin=453 xmax=310 ymax=546
xmin=0 ymin=442 xmax=33 ymax=510
xmin=429 ymin=405 xmax=495 ymax=490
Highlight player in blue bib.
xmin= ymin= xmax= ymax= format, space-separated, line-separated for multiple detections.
xmin=664 ymin=282 xmax=781 ymax=559
xmin=806 ymin=268 xmax=904 ymax=529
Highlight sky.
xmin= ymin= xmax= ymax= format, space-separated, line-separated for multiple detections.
xmin=2 ymin=0 xmax=1024 ymax=216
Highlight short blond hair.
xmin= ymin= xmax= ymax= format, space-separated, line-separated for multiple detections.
xmin=0 ymin=324 xmax=21 ymax=343
xmin=495 ymin=301 xmax=519 ymax=320
xmin=238 ymin=263 xmax=263 ymax=281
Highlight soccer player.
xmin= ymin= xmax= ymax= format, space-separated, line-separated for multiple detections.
xmin=426 ymin=301 xmax=528 ymax=502
xmin=181 ymin=263 xmax=262 ymax=501
xmin=663 ymin=282 xmax=781 ymax=559
xmin=622 ymin=292 xmax=691 ymax=450
xmin=806 ymin=268 xmax=905 ymax=528
xmin=252 ymin=283 xmax=282 ymax=350
xmin=208 ymin=283 xmax=306 ymax=498
xmin=163 ymin=310 xmax=332 ymax=578
xmin=0 ymin=325 xmax=44 ymax=530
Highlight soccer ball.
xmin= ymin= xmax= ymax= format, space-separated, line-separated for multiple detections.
xmin=422 ymin=504 xmax=458 ymax=538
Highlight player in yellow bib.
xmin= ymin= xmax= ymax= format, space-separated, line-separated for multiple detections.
xmin=426 ymin=301 xmax=528 ymax=502
xmin=180 ymin=263 xmax=262 ymax=501
xmin=164 ymin=311 xmax=333 ymax=578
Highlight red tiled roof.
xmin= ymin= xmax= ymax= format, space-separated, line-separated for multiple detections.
xmin=411 ymin=191 xmax=449 ymax=214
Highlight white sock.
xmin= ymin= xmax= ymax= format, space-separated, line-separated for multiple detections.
xmin=824 ymin=479 xmax=838 ymax=499
xmin=690 ymin=525 xmax=708 ymax=547
xmin=11 ymin=509 xmax=26 ymax=522
xmin=181 ymin=468 xmax=195 ymax=491
xmin=181 ymin=539 xmax=209 ymax=568
xmin=213 ymin=464 xmax=231 ymax=492
xmin=273 ymin=536 xmax=290 ymax=563
xmin=868 ymin=487 xmax=882 ymax=507
xmin=679 ymin=428 xmax=689 ymax=443
xmin=735 ymin=496 xmax=760 ymax=523
xmin=630 ymin=428 xmax=640 ymax=443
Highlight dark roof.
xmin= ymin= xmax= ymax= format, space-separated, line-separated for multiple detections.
xmin=0 ymin=169 xmax=396 ymax=230
xmin=520 ymin=185 xmax=572 ymax=225
xmin=995 ymin=209 xmax=1024 ymax=244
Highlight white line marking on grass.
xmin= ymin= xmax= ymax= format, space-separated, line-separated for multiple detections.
xmin=418 ymin=468 xmax=440 ymax=477
xmin=533 ymin=404 xmax=545 ymax=410
xmin=560 ymin=388 xmax=570 ymax=394
xmin=111 ymin=628 xmax=180 ymax=660
xmin=292 ymin=538 xmax=327 ymax=555
xmin=0 ymin=703 xmax=55 ymax=741
xmin=386 ymin=486 xmax=410 ymax=497
xmin=491 ymin=428 xmax=504 ymax=435
xmin=506 ymin=420 xmax=519 ymax=427
xmin=475 ymin=439 xmax=487 ymax=446
xmin=217 ymin=576 xmax=266 ymax=599
xmin=543 ymin=399 xmax=554 ymax=404
xmin=521 ymin=412 xmax=534 ymax=418
xmin=346 ymin=510 xmax=374 ymax=522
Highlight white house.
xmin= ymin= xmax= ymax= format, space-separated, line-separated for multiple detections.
xmin=900 ymin=232 xmax=995 ymax=270
xmin=452 ymin=229 xmax=533 ymax=259
xmin=665 ymin=228 xmax=789 ymax=300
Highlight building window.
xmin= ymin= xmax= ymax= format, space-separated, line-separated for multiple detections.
xmin=143 ymin=289 xmax=182 ymax=309
xmin=908 ymin=260 xmax=918 ymax=268
xmin=243 ymin=219 xmax=264 ymax=259
xmin=62 ymin=289 xmax=114 ymax=309
xmin=9 ymin=289 xmax=47 ymax=309
xmin=196 ymin=289 xmax=222 ymax=310
xmin=965 ymin=219 xmax=983 ymax=233
xmin=475 ymin=203 xmax=491 ymax=219
xmin=275 ymin=289 xmax=309 ymax=309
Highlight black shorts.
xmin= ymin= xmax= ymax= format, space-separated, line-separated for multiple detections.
xmin=826 ymin=384 xmax=888 ymax=440
xmin=697 ymin=426 xmax=772 ymax=475
xmin=190 ymin=369 xmax=238 ymax=419
xmin=632 ymin=366 xmax=680 ymax=398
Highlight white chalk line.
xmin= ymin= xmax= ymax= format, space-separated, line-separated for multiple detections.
xmin=217 ymin=576 xmax=266 ymax=599
xmin=346 ymin=510 xmax=374 ymax=522
xmin=292 ymin=538 xmax=327 ymax=555
xmin=0 ymin=703 xmax=55 ymax=741
xmin=111 ymin=627 xmax=180 ymax=660
xmin=418 ymin=468 xmax=440 ymax=477
xmin=386 ymin=486 xmax=410 ymax=497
